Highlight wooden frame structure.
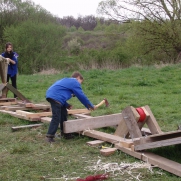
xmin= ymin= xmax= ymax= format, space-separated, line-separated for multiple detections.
xmin=0 ymin=56 xmax=31 ymax=102
xmin=63 ymin=105 xmax=181 ymax=177
xmin=0 ymin=99 xmax=181 ymax=177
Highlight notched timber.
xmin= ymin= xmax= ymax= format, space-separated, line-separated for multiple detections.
xmin=64 ymin=113 xmax=123 ymax=133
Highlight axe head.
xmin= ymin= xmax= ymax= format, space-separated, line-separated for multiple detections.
xmin=104 ymin=98 xmax=109 ymax=107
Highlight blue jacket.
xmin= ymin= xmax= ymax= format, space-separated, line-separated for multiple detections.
xmin=1 ymin=52 xmax=18 ymax=77
xmin=46 ymin=77 xmax=94 ymax=109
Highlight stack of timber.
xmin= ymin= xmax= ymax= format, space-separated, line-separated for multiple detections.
xmin=0 ymin=101 xmax=92 ymax=122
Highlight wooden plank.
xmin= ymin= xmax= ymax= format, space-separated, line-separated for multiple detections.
xmin=18 ymin=109 xmax=91 ymax=119
xmin=41 ymin=117 xmax=51 ymax=123
xmin=17 ymin=102 xmax=35 ymax=107
xmin=86 ymin=140 xmax=105 ymax=146
xmin=82 ymin=129 xmax=133 ymax=145
xmin=0 ymin=98 xmax=16 ymax=102
xmin=115 ymin=143 xmax=181 ymax=177
xmin=17 ymin=103 xmax=50 ymax=109
xmin=72 ymin=114 xmax=92 ymax=119
xmin=0 ymin=83 xmax=5 ymax=91
xmin=2 ymin=106 xmax=29 ymax=111
xmin=6 ymin=83 xmax=31 ymax=103
xmin=16 ymin=109 xmax=91 ymax=119
xmin=135 ymin=130 xmax=181 ymax=144
xmin=122 ymin=106 xmax=142 ymax=138
xmin=64 ymin=113 xmax=123 ymax=133
xmin=100 ymin=148 xmax=117 ymax=156
xmin=25 ymin=112 xmax=52 ymax=118
xmin=68 ymin=109 xmax=91 ymax=115
xmin=0 ymin=110 xmax=39 ymax=121
xmin=0 ymin=102 xmax=17 ymax=106
xmin=16 ymin=110 xmax=34 ymax=116
xmin=114 ymin=106 xmax=140 ymax=137
xmin=119 ymin=140 xmax=134 ymax=148
xmin=134 ymin=137 xmax=181 ymax=151
xmin=133 ymin=130 xmax=181 ymax=148
xmin=12 ymin=124 xmax=43 ymax=131
xmin=144 ymin=105 xmax=162 ymax=134
xmin=0 ymin=56 xmax=8 ymax=83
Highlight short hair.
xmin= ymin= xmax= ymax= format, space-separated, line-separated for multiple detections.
xmin=71 ymin=71 xmax=84 ymax=80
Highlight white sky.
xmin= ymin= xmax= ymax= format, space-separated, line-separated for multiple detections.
xmin=32 ymin=0 xmax=103 ymax=18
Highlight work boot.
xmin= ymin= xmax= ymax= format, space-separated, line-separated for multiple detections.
xmin=63 ymin=133 xmax=75 ymax=139
xmin=55 ymin=133 xmax=62 ymax=139
xmin=45 ymin=137 xmax=55 ymax=143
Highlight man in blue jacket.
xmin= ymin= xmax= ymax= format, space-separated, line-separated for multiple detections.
xmin=46 ymin=71 xmax=96 ymax=142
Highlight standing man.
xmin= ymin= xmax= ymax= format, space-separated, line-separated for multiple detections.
xmin=46 ymin=71 xmax=96 ymax=142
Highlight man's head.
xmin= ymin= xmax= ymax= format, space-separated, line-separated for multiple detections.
xmin=71 ymin=71 xmax=84 ymax=84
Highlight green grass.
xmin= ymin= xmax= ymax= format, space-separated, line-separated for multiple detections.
xmin=1 ymin=65 xmax=181 ymax=180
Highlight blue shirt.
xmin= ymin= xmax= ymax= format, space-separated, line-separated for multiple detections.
xmin=46 ymin=77 xmax=94 ymax=109
xmin=1 ymin=52 xmax=18 ymax=77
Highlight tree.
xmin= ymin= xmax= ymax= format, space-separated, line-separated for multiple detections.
xmin=98 ymin=0 xmax=181 ymax=62
xmin=0 ymin=0 xmax=57 ymax=49
xmin=3 ymin=21 xmax=66 ymax=74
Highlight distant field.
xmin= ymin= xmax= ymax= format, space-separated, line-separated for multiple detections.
xmin=1 ymin=65 xmax=181 ymax=180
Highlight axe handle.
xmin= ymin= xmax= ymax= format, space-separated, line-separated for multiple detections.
xmin=95 ymin=100 xmax=105 ymax=108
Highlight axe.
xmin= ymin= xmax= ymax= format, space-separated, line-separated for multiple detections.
xmin=95 ymin=98 xmax=109 ymax=109
xmin=68 ymin=98 xmax=109 ymax=114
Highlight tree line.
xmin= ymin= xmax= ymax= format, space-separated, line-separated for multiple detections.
xmin=1 ymin=0 xmax=181 ymax=74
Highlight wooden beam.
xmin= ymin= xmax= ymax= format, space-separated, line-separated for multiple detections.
xmin=135 ymin=130 xmax=181 ymax=144
xmin=0 ymin=110 xmax=39 ymax=121
xmin=16 ymin=110 xmax=33 ymax=116
xmin=115 ymin=143 xmax=181 ymax=177
xmin=16 ymin=109 xmax=91 ymax=119
xmin=72 ymin=114 xmax=92 ymax=119
xmin=26 ymin=112 xmax=52 ymax=118
xmin=122 ymin=106 xmax=142 ymax=138
xmin=68 ymin=109 xmax=91 ymax=115
xmin=12 ymin=124 xmax=43 ymax=131
xmin=86 ymin=140 xmax=105 ymax=146
xmin=0 ymin=83 xmax=5 ymax=91
xmin=0 ymin=98 xmax=16 ymax=102
xmin=0 ymin=57 xmax=8 ymax=83
xmin=100 ymin=148 xmax=117 ymax=156
xmin=0 ymin=102 xmax=17 ymax=106
xmin=114 ymin=106 xmax=140 ymax=138
xmin=144 ymin=105 xmax=162 ymax=134
xmin=133 ymin=130 xmax=181 ymax=150
xmin=82 ymin=129 xmax=133 ymax=145
xmin=6 ymin=83 xmax=31 ymax=103
xmin=134 ymin=137 xmax=181 ymax=151
xmin=64 ymin=113 xmax=123 ymax=133
xmin=41 ymin=117 xmax=51 ymax=123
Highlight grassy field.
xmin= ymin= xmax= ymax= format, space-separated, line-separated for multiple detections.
xmin=1 ymin=65 xmax=181 ymax=180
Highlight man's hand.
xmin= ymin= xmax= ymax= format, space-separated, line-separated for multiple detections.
xmin=89 ymin=106 xmax=97 ymax=111
xmin=7 ymin=58 xmax=16 ymax=64
xmin=67 ymin=104 xmax=73 ymax=110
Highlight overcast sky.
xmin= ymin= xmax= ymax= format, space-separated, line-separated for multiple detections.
xmin=32 ymin=0 xmax=103 ymax=18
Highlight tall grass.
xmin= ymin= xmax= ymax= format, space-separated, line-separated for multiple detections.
xmin=1 ymin=65 xmax=181 ymax=180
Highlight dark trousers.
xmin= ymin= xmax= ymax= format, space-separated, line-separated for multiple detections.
xmin=7 ymin=74 xmax=17 ymax=98
xmin=46 ymin=98 xmax=67 ymax=138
